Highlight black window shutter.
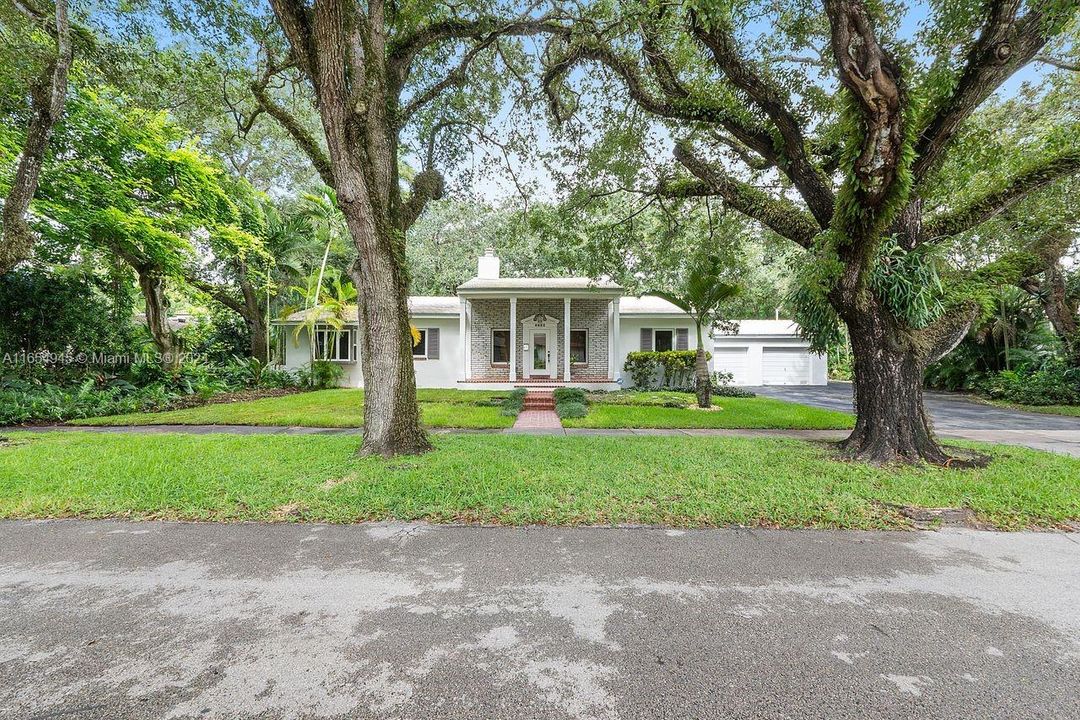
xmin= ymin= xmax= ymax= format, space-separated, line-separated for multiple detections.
xmin=427 ymin=327 xmax=440 ymax=359
xmin=640 ymin=328 xmax=653 ymax=351
xmin=676 ymin=328 xmax=689 ymax=351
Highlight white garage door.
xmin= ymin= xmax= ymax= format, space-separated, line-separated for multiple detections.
xmin=712 ymin=346 xmax=749 ymax=385
xmin=762 ymin=347 xmax=810 ymax=385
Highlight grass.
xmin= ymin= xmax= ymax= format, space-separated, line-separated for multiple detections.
xmin=980 ymin=399 xmax=1080 ymax=417
xmin=568 ymin=393 xmax=854 ymax=430
xmin=70 ymin=388 xmax=851 ymax=431
xmin=71 ymin=389 xmax=514 ymax=429
xmin=1 ymin=432 xmax=1076 ymax=530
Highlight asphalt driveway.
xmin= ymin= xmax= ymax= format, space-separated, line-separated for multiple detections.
xmin=749 ymin=382 xmax=1080 ymax=456
xmin=2 ymin=520 xmax=1078 ymax=719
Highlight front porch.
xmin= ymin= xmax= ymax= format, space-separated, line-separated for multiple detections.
xmin=455 ymin=287 xmax=624 ymax=386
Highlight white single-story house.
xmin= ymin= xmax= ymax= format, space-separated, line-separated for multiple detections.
xmin=275 ymin=251 xmax=827 ymax=389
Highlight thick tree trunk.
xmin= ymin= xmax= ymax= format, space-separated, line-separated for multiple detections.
xmin=694 ymin=323 xmax=711 ymax=408
xmin=842 ymin=324 xmax=950 ymax=464
xmin=136 ymin=270 xmax=181 ymax=370
xmin=238 ymin=269 xmax=269 ymax=364
xmin=342 ymin=212 xmax=431 ymax=457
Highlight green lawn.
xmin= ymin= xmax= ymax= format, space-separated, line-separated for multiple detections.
xmin=982 ymin=399 xmax=1080 ymax=417
xmin=71 ymin=389 xmax=515 ymax=429
xmin=70 ymin=388 xmax=851 ymax=431
xmin=1 ymin=432 xmax=1076 ymax=530
xmin=566 ymin=394 xmax=854 ymax=429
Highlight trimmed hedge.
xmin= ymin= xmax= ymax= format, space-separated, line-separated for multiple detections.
xmin=553 ymin=387 xmax=587 ymax=404
xmin=624 ymin=350 xmax=712 ymax=390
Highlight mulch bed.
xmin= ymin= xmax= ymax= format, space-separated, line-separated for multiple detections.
xmin=165 ymin=387 xmax=303 ymax=411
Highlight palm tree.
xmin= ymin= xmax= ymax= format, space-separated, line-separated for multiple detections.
xmin=651 ymin=254 xmax=740 ymax=408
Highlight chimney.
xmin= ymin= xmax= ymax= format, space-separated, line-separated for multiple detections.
xmin=477 ymin=248 xmax=500 ymax=279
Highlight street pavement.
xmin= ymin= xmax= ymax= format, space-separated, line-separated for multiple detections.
xmin=2 ymin=520 xmax=1078 ymax=719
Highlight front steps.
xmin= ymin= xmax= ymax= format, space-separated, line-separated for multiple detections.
xmin=522 ymin=390 xmax=556 ymax=412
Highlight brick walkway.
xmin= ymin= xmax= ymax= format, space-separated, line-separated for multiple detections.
xmin=509 ymin=390 xmax=564 ymax=433
xmin=510 ymin=410 xmax=563 ymax=432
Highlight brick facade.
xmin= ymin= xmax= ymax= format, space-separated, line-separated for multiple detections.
xmin=468 ymin=298 xmax=611 ymax=380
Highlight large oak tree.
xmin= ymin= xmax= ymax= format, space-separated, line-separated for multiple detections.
xmin=247 ymin=0 xmax=564 ymax=456
xmin=543 ymin=0 xmax=1080 ymax=464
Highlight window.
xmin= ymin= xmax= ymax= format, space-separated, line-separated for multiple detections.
xmin=412 ymin=327 xmax=440 ymax=360
xmin=412 ymin=329 xmax=427 ymax=358
xmin=654 ymin=329 xmax=674 ymax=352
xmin=314 ymin=325 xmax=355 ymax=362
xmin=491 ymin=329 xmax=510 ymax=364
xmin=570 ymin=329 xmax=588 ymax=364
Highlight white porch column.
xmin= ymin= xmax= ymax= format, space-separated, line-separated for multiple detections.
xmin=509 ymin=296 xmax=517 ymax=382
xmin=563 ymin=297 xmax=571 ymax=381
xmin=464 ymin=299 xmax=473 ymax=380
xmin=458 ymin=297 xmax=467 ymax=381
xmin=612 ymin=297 xmax=621 ymax=382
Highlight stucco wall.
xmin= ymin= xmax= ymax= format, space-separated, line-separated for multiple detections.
xmin=281 ymin=317 xmax=462 ymax=388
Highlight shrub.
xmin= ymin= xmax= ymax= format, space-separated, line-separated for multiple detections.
xmin=553 ymin=387 xmax=587 ymax=405
xmin=555 ymin=401 xmax=588 ymax=419
xmin=500 ymin=388 xmax=527 ymax=416
xmin=296 ymin=360 xmax=345 ymax=390
xmin=623 ymin=350 xmax=710 ymax=390
xmin=711 ymin=371 xmax=756 ymax=398
xmin=980 ymin=366 xmax=1080 ymax=406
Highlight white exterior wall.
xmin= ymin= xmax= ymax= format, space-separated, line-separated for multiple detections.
xmin=281 ymin=317 xmax=462 ymax=388
xmin=278 ymin=312 xmax=826 ymax=388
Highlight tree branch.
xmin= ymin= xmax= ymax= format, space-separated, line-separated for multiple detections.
xmin=249 ymin=71 xmax=334 ymax=187
xmin=400 ymin=169 xmax=446 ymax=232
xmin=542 ymin=38 xmax=777 ymax=161
xmin=688 ymin=10 xmax=834 ymax=227
xmin=824 ymin=0 xmax=905 ymax=209
xmin=912 ymin=0 xmax=1060 ymax=185
xmin=923 ymin=151 xmax=1080 ymax=239
xmin=668 ymin=141 xmax=821 ymax=248
xmin=1035 ymin=54 xmax=1080 ymax=71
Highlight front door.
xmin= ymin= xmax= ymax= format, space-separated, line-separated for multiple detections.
xmin=528 ymin=330 xmax=555 ymax=378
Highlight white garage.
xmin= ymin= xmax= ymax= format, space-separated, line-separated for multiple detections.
xmin=762 ymin=347 xmax=812 ymax=385
xmin=712 ymin=320 xmax=828 ymax=386
xmin=712 ymin=347 xmax=750 ymax=384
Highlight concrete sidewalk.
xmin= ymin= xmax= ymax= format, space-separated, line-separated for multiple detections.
xmin=12 ymin=423 xmax=1080 ymax=455
xmin=2 ymin=520 xmax=1078 ymax=719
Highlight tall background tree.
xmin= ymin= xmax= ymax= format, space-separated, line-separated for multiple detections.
xmin=0 ymin=0 xmax=72 ymax=273
xmin=542 ymin=0 xmax=1080 ymax=463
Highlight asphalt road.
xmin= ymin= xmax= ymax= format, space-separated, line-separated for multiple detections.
xmin=2 ymin=520 xmax=1079 ymax=719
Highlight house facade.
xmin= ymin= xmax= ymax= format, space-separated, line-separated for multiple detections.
xmin=276 ymin=251 xmax=827 ymax=388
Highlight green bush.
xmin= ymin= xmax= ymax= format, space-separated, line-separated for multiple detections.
xmin=981 ymin=366 xmax=1080 ymax=406
xmin=555 ymin=400 xmax=588 ymax=419
xmin=553 ymin=387 xmax=587 ymax=405
xmin=711 ymin=371 xmax=756 ymax=398
xmin=296 ymin=360 xmax=344 ymax=390
xmin=501 ymin=388 xmax=527 ymax=417
xmin=623 ymin=350 xmax=710 ymax=390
